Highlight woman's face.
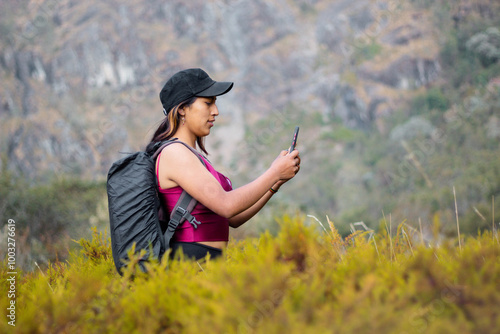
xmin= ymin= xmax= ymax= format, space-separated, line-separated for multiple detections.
xmin=183 ymin=97 xmax=219 ymax=137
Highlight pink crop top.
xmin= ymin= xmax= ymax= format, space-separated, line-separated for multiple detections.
xmin=156 ymin=152 xmax=232 ymax=242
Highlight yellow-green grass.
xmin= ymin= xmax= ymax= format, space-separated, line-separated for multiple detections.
xmin=1 ymin=215 xmax=499 ymax=333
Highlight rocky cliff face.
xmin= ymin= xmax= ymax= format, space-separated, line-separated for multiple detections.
xmin=0 ymin=0 xmax=444 ymax=180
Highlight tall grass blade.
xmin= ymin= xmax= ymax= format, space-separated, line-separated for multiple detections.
xmin=453 ymin=186 xmax=462 ymax=252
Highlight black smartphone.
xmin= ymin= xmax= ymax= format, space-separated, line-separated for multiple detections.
xmin=289 ymin=126 xmax=300 ymax=153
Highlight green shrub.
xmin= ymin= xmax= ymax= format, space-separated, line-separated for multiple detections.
xmin=0 ymin=171 xmax=106 ymax=271
xmin=2 ymin=215 xmax=498 ymax=333
xmin=466 ymin=27 xmax=500 ymax=67
xmin=352 ymin=38 xmax=382 ymax=64
xmin=410 ymin=88 xmax=450 ymax=117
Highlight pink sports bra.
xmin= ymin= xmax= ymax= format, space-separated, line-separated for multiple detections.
xmin=156 ymin=151 xmax=232 ymax=242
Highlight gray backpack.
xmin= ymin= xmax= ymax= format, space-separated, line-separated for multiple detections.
xmin=107 ymin=139 xmax=205 ymax=274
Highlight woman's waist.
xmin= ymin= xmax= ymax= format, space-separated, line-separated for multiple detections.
xmin=172 ymin=240 xmax=228 ymax=250
xmin=197 ymin=240 xmax=227 ymax=250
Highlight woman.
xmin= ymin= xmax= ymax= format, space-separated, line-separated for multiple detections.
xmin=148 ymin=68 xmax=301 ymax=260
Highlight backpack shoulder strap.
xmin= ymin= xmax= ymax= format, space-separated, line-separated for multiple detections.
xmin=151 ymin=139 xmax=207 ymax=249
xmin=151 ymin=139 xmax=206 ymax=166
xmin=164 ymin=190 xmax=200 ymax=248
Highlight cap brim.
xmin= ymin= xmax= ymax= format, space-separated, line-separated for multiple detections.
xmin=196 ymin=81 xmax=233 ymax=97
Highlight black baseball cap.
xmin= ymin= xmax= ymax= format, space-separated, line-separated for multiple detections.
xmin=160 ymin=68 xmax=233 ymax=115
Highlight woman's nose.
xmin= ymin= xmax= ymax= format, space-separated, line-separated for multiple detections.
xmin=212 ymin=104 xmax=219 ymax=116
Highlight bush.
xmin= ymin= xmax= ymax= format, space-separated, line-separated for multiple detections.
xmin=352 ymin=38 xmax=382 ymax=64
xmin=410 ymin=88 xmax=450 ymax=116
xmin=1 ymin=215 xmax=499 ymax=333
xmin=466 ymin=27 xmax=500 ymax=67
xmin=0 ymin=171 xmax=106 ymax=271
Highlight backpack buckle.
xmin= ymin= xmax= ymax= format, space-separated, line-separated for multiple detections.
xmin=174 ymin=207 xmax=201 ymax=229
xmin=175 ymin=206 xmax=187 ymax=216
xmin=186 ymin=215 xmax=201 ymax=229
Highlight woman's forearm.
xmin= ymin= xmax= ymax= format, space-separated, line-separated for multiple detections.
xmin=228 ymin=182 xmax=284 ymax=228
xmin=218 ymin=151 xmax=298 ymax=218
xmin=218 ymin=169 xmax=278 ymax=219
xmin=228 ymin=189 xmax=274 ymax=227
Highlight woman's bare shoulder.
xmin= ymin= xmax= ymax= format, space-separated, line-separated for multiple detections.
xmin=159 ymin=142 xmax=202 ymax=167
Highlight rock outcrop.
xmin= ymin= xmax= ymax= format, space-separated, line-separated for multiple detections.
xmin=0 ymin=0 xmax=444 ymax=180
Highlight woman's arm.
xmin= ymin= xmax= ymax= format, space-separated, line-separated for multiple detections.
xmin=159 ymin=145 xmax=300 ymax=219
xmin=228 ymin=180 xmax=285 ymax=228
xmin=229 ymin=151 xmax=301 ymax=227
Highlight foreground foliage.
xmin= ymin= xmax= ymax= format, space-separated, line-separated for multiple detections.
xmin=1 ymin=215 xmax=499 ymax=333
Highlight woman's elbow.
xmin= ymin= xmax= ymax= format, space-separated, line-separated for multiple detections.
xmin=228 ymin=221 xmax=238 ymax=228
xmin=215 ymin=195 xmax=242 ymax=219
xmin=216 ymin=202 xmax=238 ymax=220
xmin=228 ymin=218 xmax=244 ymax=228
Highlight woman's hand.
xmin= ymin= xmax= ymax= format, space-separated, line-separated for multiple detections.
xmin=269 ymin=149 xmax=301 ymax=182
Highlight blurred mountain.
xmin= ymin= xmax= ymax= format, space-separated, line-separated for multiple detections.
xmin=1 ymin=0 xmax=499 ymax=232
xmin=0 ymin=0 xmax=440 ymax=176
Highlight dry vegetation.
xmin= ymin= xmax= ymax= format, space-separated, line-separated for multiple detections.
xmin=1 ymin=215 xmax=499 ymax=333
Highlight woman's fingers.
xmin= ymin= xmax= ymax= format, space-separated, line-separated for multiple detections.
xmin=271 ymin=149 xmax=301 ymax=180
